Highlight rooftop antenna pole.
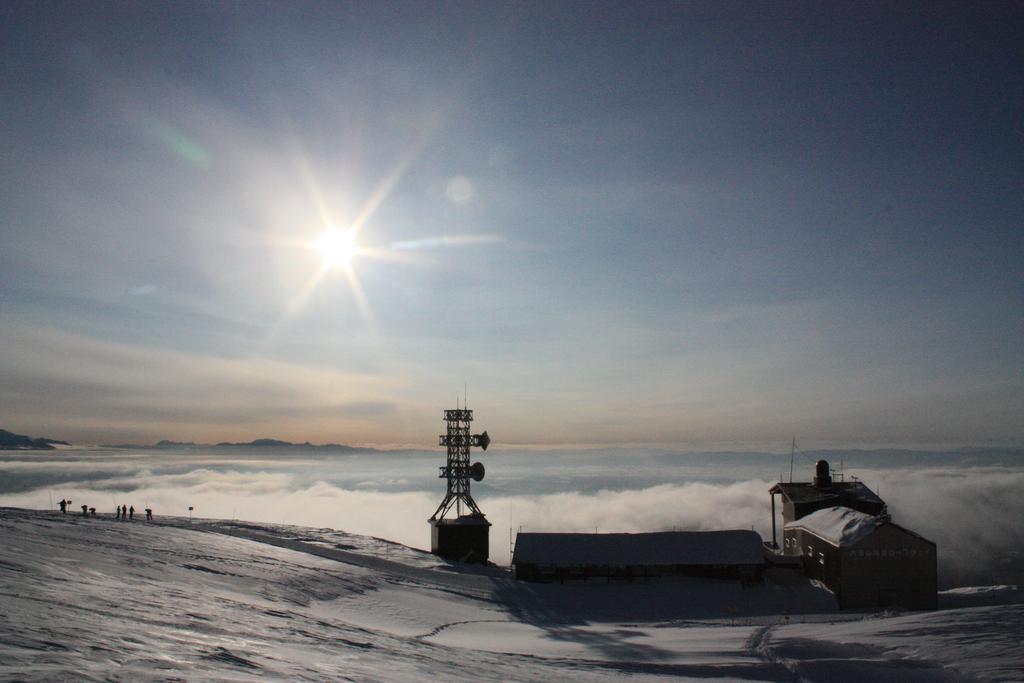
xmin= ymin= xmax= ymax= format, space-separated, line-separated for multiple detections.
xmin=789 ymin=436 xmax=796 ymax=482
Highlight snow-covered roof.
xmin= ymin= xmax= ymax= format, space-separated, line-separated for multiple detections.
xmin=512 ymin=530 xmax=764 ymax=567
xmin=784 ymin=506 xmax=883 ymax=546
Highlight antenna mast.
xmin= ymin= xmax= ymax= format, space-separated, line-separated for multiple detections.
xmin=430 ymin=406 xmax=490 ymax=521
xmin=789 ymin=436 xmax=796 ymax=482
xmin=428 ymin=402 xmax=493 ymax=564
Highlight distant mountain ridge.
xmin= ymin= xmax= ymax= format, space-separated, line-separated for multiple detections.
xmin=102 ymin=438 xmax=377 ymax=453
xmin=0 ymin=429 xmax=69 ymax=450
xmin=213 ymin=438 xmax=366 ymax=452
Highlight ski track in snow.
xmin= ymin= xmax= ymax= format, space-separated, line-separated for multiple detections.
xmin=1 ymin=507 xmax=1021 ymax=681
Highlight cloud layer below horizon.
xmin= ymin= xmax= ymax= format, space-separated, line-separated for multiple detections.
xmin=2 ymin=449 xmax=1021 ymax=586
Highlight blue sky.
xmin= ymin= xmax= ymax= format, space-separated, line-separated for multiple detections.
xmin=1 ymin=2 xmax=1021 ymax=447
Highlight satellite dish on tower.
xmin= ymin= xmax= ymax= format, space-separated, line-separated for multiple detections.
xmin=470 ymin=461 xmax=485 ymax=482
xmin=477 ymin=431 xmax=490 ymax=451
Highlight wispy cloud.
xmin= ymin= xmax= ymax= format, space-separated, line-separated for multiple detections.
xmin=0 ymin=325 xmax=414 ymax=444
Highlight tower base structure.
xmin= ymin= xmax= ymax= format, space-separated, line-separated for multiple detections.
xmin=430 ymin=515 xmax=491 ymax=564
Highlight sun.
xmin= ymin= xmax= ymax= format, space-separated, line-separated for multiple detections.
xmin=312 ymin=227 xmax=361 ymax=271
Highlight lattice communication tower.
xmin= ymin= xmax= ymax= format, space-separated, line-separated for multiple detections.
xmin=428 ymin=405 xmax=491 ymax=564
xmin=431 ymin=407 xmax=490 ymax=520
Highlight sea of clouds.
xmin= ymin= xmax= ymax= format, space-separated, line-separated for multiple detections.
xmin=1 ymin=447 xmax=1021 ymax=586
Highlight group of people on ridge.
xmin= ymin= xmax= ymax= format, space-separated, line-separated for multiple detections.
xmin=58 ymin=498 xmax=153 ymax=521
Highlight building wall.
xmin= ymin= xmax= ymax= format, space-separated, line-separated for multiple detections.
xmin=784 ymin=528 xmax=841 ymax=588
xmin=840 ymin=525 xmax=937 ymax=610
xmin=431 ymin=519 xmax=489 ymax=564
xmin=786 ymin=497 xmax=886 ymax=524
xmin=782 ymin=500 xmax=798 ymax=524
xmin=783 ymin=524 xmax=937 ymax=610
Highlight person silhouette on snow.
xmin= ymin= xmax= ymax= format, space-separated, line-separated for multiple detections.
xmin=145 ymin=508 xmax=152 ymax=521
xmin=59 ymin=499 xmax=67 ymax=514
xmin=116 ymin=505 xmax=121 ymax=520
xmin=129 ymin=505 xmax=134 ymax=521
xmin=81 ymin=504 xmax=88 ymax=516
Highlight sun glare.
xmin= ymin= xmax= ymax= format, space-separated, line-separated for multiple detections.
xmin=313 ymin=227 xmax=360 ymax=271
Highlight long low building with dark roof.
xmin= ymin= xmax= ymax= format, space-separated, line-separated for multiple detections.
xmin=511 ymin=530 xmax=765 ymax=583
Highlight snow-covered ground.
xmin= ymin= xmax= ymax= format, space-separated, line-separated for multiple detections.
xmin=1 ymin=507 xmax=1021 ymax=681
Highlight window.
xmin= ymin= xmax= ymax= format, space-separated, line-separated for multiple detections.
xmin=818 ymin=552 xmax=825 ymax=566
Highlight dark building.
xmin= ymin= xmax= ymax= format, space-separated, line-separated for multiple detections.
xmin=768 ymin=459 xmax=886 ymax=548
xmin=430 ymin=515 xmax=490 ymax=564
xmin=511 ymin=530 xmax=765 ymax=583
xmin=784 ymin=506 xmax=937 ymax=610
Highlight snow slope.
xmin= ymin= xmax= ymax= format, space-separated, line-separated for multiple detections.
xmin=1 ymin=508 xmax=1021 ymax=681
